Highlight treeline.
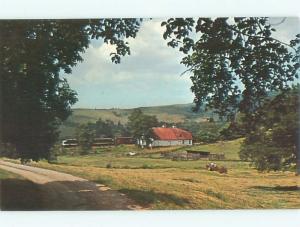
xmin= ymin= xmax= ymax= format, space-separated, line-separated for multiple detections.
xmin=80 ymin=118 xmax=130 ymax=138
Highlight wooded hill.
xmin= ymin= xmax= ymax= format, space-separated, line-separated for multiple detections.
xmin=59 ymin=103 xmax=216 ymax=138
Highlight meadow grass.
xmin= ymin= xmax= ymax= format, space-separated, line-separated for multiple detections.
xmin=2 ymin=140 xmax=298 ymax=209
xmin=19 ymin=138 xmax=299 ymax=209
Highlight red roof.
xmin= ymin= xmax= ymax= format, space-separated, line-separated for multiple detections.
xmin=152 ymin=127 xmax=192 ymax=140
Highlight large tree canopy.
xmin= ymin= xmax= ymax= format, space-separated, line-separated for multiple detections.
xmin=127 ymin=109 xmax=159 ymax=138
xmin=0 ymin=19 xmax=142 ymax=161
xmin=161 ymin=17 xmax=300 ymax=122
xmin=240 ymin=86 xmax=300 ymax=173
xmin=160 ymin=17 xmax=300 ymax=173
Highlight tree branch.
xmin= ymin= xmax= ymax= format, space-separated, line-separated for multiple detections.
xmin=269 ymin=17 xmax=287 ymax=26
xmin=230 ymin=26 xmax=297 ymax=52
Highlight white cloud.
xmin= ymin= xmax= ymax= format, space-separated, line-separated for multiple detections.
xmin=67 ymin=20 xmax=185 ymax=82
xmin=63 ymin=17 xmax=300 ymax=108
xmin=63 ymin=19 xmax=193 ymax=108
xmin=270 ymin=17 xmax=300 ymax=43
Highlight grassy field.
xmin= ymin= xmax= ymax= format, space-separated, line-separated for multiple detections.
xmin=16 ymin=138 xmax=299 ymax=209
xmin=0 ymin=169 xmax=43 ymax=210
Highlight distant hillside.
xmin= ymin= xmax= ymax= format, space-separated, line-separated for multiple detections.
xmin=59 ymin=103 xmax=214 ymax=138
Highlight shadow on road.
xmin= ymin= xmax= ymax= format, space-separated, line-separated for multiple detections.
xmin=1 ymin=178 xmax=44 ymax=210
xmin=0 ymin=178 xmax=135 ymax=211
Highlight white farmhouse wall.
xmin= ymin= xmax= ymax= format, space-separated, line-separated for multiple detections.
xmin=183 ymin=140 xmax=193 ymax=145
xmin=152 ymin=140 xmax=192 ymax=147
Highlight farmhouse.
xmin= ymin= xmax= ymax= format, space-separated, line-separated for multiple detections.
xmin=149 ymin=126 xmax=193 ymax=147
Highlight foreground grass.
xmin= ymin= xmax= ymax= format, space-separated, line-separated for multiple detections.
xmin=0 ymin=169 xmax=43 ymax=210
xmin=29 ymin=161 xmax=299 ymax=209
xmin=2 ymin=139 xmax=300 ymax=209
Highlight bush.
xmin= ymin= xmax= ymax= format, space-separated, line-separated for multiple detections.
xmin=142 ymin=164 xmax=151 ymax=169
xmin=75 ymin=123 xmax=95 ymax=154
xmin=196 ymin=132 xmax=219 ymax=143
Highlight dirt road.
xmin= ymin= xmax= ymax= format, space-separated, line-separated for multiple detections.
xmin=0 ymin=160 xmax=142 ymax=210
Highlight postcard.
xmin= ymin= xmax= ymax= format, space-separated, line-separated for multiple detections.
xmin=0 ymin=17 xmax=299 ymax=211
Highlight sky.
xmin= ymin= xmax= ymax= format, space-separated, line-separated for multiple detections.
xmin=62 ymin=17 xmax=300 ymax=109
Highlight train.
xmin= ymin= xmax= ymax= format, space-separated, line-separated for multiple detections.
xmin=61 ymin=137 xmax=134 ymax=148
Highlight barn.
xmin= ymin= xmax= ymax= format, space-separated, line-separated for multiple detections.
xmin=149 ymin=127 xmax=193 ymax=147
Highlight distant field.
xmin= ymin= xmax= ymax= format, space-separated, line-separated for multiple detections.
xmin=21 ymin=138 xmax=300 ymax=209
xmin=59 ymin=103 xmax=212 ymax=138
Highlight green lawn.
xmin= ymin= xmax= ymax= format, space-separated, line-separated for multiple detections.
xmin=185 ymin=138 xmax=243 ymax=160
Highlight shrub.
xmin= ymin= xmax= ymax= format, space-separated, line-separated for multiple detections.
xmin=197 ymin=132 xmax=219 ymax=143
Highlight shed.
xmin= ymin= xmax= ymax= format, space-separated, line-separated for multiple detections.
xmin=186 ymin=150 xmax=210 ymax=160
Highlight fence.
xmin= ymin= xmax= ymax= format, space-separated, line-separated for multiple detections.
xmin=161 ymin=151 xmax=225 ymax=161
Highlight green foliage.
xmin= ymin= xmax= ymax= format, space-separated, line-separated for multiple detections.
xmin=47 ymin=144 xmax=61 ymax=163
xmin=219 ymin=122 xmax=246 ymax=140
xmin=197 ymin=131 xmax=219 ymax=143
xmin=127 ymin=109 xmax=159 ymax=138
xmin=158 ymin=120 xmax=226 ymax=144
xmin=0 ymin=19 xmax=142 ymax=161
xmin=177 ymin=120 xmax=225 ymax=138
xmin=91 ymin=118 xmax=129 ymax=138
xmin=161 ymin=17 xmax=300 ymax=120
xmin=240 ymin=86 xmax=300 ymax=173
xmin=161 ymin=17 xmax=299 ymax=172
xmin=75 ymin=123 xmax=95 ymax=154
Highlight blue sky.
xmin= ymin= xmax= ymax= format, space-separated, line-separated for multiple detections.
xmin=63 ymin=18 xmax=300 ymax=109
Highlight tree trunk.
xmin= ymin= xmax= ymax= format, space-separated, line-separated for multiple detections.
xmin=296 ymin=135 xmax=300 ymax=175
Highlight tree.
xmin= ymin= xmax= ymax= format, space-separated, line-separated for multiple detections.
xmin=127 ymin=109 xmax=159 ymax=138
xmin=0 ymin=19 xmax=142 ymax=161
xmin=161 ymin=18 xmax=300 ymax=173
xmin=93 ymin=118 xmax=114 ymax=138
xmin=239 ymin=86 xmax=300 ymax=173
xmin=75 ymin=123 xmax=95 ymax=154
xmin=161 ymin=18 xmax=300 ymax=123
xmin=90 ymin=118 xmax=129 ymax=138
xmin=219 ymin=113 xmax=247 ymax=140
